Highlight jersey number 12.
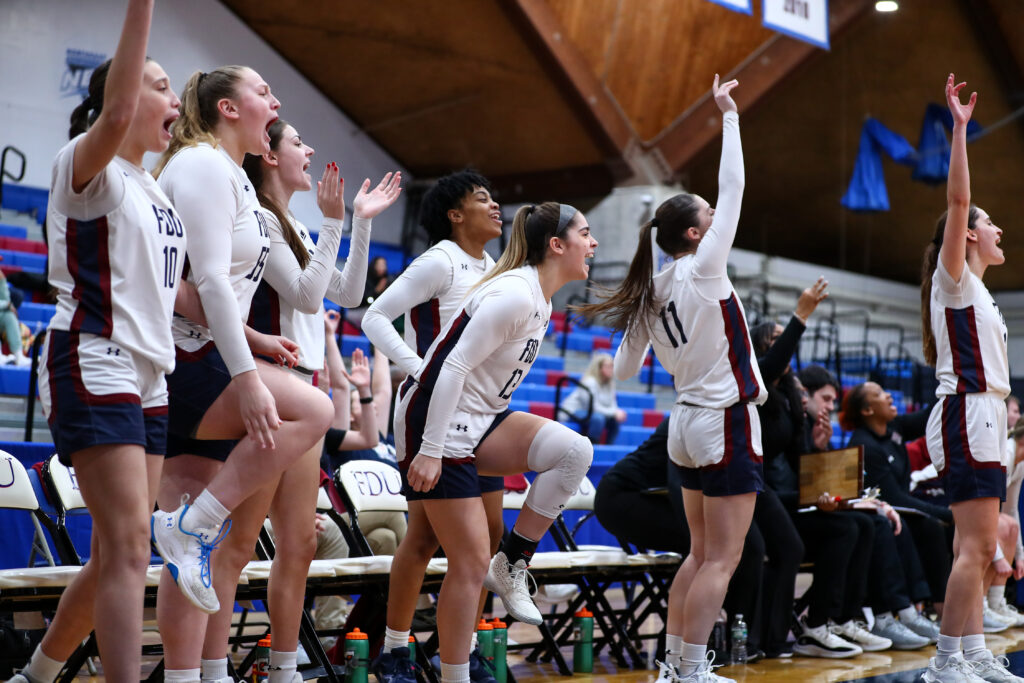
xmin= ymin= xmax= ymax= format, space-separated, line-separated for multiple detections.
xmin=659 ymin=301 xmax=687 ymax=348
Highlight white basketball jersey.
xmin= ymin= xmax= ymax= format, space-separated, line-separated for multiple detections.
xmin=931 ymin=260 xmax=1009 ymax=398
xmin=404 ymin=241 xmax=494 ymax=359
xmin=47 ymin=136 xmax=186 ymax=373
xmin=643 ymin=256 xmax=766 ymax=409
xmin=158 ymin=144 xmax=269 ymax=365
xmin=416 ymin=265 xmax=549 ymax=417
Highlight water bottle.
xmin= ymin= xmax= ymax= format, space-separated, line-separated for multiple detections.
xmin=477 ymin=619 xmax=495 ymax=663
xmin=344 ymin=628 xmax=369 ymax=683
xmin=572 ymin=608 xmax=594 ymax=673
xmin=710 ymin=612 xmax=727 ymax=662
xmin=730 ymin=614 xmax=748 ymax=665
xmin=253 ymin=635 xmax=271 ymax=682
xmin=490 ymin=618 xmax=508 ymax=683
xmin=407 ymin=635 xmax=416 ymax=662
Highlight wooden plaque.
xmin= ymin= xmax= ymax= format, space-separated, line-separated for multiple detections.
xmin=798 ymin=445 xmax=864 ymax=506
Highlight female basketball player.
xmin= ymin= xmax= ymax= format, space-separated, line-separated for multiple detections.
xmin=151 ymin=67 xmax=334 ymax=683
xmin=15 ymin=3 xmax=179 ymax=681
xmin=578 ymin=75 xmax=757 ymax=683
xmin=920 ymin=75 xmax=1021 ymax=683
xmin=361 ymin=170 xmax=508 ymax=682
xmin=394 ymin=200 xmax=596 ymax=683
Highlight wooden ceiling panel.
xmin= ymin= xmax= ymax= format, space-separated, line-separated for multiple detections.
xmin=682 ymin=0 xmax=1024 ymax=289
xmin=221 ymin=0 xmax=608 ymax=177
xmin=549 ymin=0 xmax=774 ymax=139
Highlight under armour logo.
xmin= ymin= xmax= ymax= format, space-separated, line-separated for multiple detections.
xmin=106 ymin=347 xmax=120 ymax=356
xmin=244 ymin=184 xmax=250 ymax=191
xmin=454 ymin=424 xmax=468 ymax=432
xmin=461 ymin=264 xmax=469 ymax=270
xmin=986 ymin=422 xmax=994 ymax=429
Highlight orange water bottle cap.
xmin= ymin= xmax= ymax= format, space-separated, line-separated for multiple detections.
xmin=490 ymin=618 xmax=507 ymax=628
xmin=258 ymin=636 xmax=272 ymax=647
xmin=575 ymin=608 xmax=593 ymax=618
xmin=346 ymin=628 xmax=369 ymax=640
xmin=409 ymin=636 xmax=416 ymax=643
xmin=478 ymin=619 xmax=493 ymax=630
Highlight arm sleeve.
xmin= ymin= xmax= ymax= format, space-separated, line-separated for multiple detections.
xmin=893 ymin=409 xmax=930 ymax=441
xmin=614 ymin=323 xmax=650 ymax=381
xmin=756 ymin=315 xmax=805 ymax=383
xmin=693 ymin=111 xmax=744 ymax=279
xmin=325 ymin=216 xmax=371 ymax=307
xmin=169 ymin=151 xmax=255 ymax=376
xmin=417 ymin=285 xmax=530 ymax=459
xmin=262 ymin=214 xmax=344 ymax=314
xmin=50 ymin=136 xmax=124 ymax=221
xmin=362 ymin=251 xmax=451 ymax=376
xmin=324 ymin=428 xmax=348 ymax=455
xmin=862 ymin=441 xmax=953 ymax=523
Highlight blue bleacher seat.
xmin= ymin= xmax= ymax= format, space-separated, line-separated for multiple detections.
xmin=0 ymin=366 xmax=30 ymax=395
xmin=617 ymin=391 xmax=656 ymax=410
xmin=592 ymin=444 xmax=633 ymax=463
xmin=17 ymin=302 xmax=55 ymax=328
xmin=1 ymin=184 xmax=48 ymax=223
xmin=617 ymin=425 xmax=655 ymax=447
xmin=340 ymin=334 xmax=371 ymax=357
xmin=0 ymin=224 xmax=28 ymax=240
xmin=0 ymin=250 xmax=46 ymax=270
xmin=531 ymin=356 xmax=564 ymax=372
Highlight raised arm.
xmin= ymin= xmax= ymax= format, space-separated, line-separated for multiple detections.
xmin=939 ymin=73 xmax=977 ymax=284
xmin=694 ymin=75 xmax=744 ymax=278
xmin=71 ymin=0 xmax=153 ymax=192
xmin=326 ymin=172 xmax=402 ymax=307
xmin=613 ymin=323 xmax=650 ymax=381
xmin=362 ymin=250 xmax=451 ymax=376
xmin=370 ymin=346 xmax=393 ymax=432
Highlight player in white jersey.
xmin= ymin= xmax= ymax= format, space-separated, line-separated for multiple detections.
xmin=579 ymin=76 xmax=759 ymax=683
xmin=197 ymin=119 xmax=397 ymax=679
xmin=13 ymin=4 xmax=180 ymax=682
xmin=361 ymin=170 xmax=507 ymax=682
xmin=919 ymin=76 xmax=1023 ymax=683
xmin=393 ymin=201 xmax=595 ymax=683
xmin=149 ymin=66 xmax=335 ymax=683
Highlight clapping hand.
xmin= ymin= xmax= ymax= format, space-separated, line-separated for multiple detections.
xmin=353 ymin=172 xmax=403 ymax=220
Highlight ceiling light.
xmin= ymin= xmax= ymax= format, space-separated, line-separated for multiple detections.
xmin=875 ymin=1 xmax=898 ymax=11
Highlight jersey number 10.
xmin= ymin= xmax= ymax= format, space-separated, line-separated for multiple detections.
xmin=162 ymin=246 xmax=178 ymax=289
xmin=660 ymin=301 xmax=687 ymax=348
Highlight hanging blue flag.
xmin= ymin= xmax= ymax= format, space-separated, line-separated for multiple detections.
xmin=840 ymin=119 xmax=917 ymax=212
xmin=912 ymin=103 xmax=984 ymax=185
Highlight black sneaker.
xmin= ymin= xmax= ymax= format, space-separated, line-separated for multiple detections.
xmin=371 ymin=646 xmax=418 ymax=683
xmin=468 ymin=647 xmax=497 ymax=683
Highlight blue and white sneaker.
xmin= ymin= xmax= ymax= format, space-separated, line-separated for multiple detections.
xmin=151 ymin=501 xmax=229 ymax=614
xmin=372 ymin=646 xmax=417 ymax=683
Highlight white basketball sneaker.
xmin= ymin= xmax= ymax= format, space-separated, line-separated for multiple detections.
xmin=483 ymin=551 xmax=542 ymax=625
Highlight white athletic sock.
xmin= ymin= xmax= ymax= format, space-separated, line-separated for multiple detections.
xmin=988 ymin=586 xmax=1007 ymax=609
xmin=471 ymin=631 xmax=479 ymax=651
xmin=22 ymin=647 xmax=64 ymax=683
xmin=185 ymin=489 xmax=229 ymax=531
xmin=268 ymin=650 xmax=297 ymax=683
xmin=165 ymin=669 xmax=201 ymax=683
xmin=200 ymin=658 xmax=228 ymax=682
xmin=384 ymin=627 xmax=411 ymax=652
xmin=664 ymin=633 xmax=684 ymax=670
xmin=935 ymin=634 xmax=961 ymax=667
xmin=897 ymin=606 xmax=918 ymax=622
xmin=678 ymin=641 xmax=706 ymax=676
xmin=962 ymin=634 xmax=987 ymax=661
xmin=440 ymin=661 xmax=470 ymax=683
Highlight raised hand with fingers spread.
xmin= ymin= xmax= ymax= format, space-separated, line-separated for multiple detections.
xmin=354 ymin=171 xmax=403 ymax=220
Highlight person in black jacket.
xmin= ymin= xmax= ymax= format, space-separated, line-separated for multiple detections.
xmin=594 ymin=418 xmax=767 ymax=657
xmin=841 ymin=381 xmax=953 ymax=621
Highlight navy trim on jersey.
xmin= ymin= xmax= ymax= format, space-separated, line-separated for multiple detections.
xmin=66 ymin=216 xmax=113 ymax=337
xmin=945 ymin=306 xmax=987 ymax=393
xmin=939 ymin=394 xmax=1001 ymax=474
xmin=719 ymin=293 xmax=760 ymax=402
xmin=419 ymin=310 xmax=471 ymax=391
xmin=247 ymin=279 xmax=282 ymax=336
xmin=410 ymin=298 xmax=441 ymax=357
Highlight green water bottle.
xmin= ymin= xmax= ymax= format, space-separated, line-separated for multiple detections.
xmin=344 ymin=628 xmax=369 ymax=683
xmin=573 ymin=609 xmax=593 ymax=673
xmin=490 ymin=618 xmax=508 ymax=683
xmin=253 ymin=635 xmax=271 ymax=682
xmin=477 ymin=619 xmax=495 ymax=664
xmin=407 ymin=635 xmax=416 ymax=662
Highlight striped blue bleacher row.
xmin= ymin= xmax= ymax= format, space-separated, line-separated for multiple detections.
xmin=0 ymin=224 xmax=29 ymax=240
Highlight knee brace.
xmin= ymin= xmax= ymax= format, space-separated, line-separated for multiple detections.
xmin=524 ymin=421 xmax=593 ymax=519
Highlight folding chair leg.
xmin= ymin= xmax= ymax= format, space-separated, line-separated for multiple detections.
xmin=57 ymin=634 xmax=96 ymax=683
xmin=297 ymin=608 xmax=345 ymax=682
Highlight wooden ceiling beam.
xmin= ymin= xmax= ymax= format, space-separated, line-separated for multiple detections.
xmin=497 ymin=0 xmax=637 ymax=162
xmin=650 ymin=0 xmax=874 ymax=175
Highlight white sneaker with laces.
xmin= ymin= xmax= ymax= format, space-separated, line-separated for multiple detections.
xmin=901 ymin=610 xmax=941 ymax=643
xmin=678 ymin=652 xmax=735 ymax=683
xmin=965 ymin=650 xmax=1024 ymax=683
xmin=654 ymin=660 xmax=682 ymax=683
xmin=151 ymin=501 xmax=229 ymax=614
xmin=792 ymin=620 xmax=862 ymax=658
xmin=7 ymin=674 xmax=30 ymax=683
xmin=991 ymin=601 xmax=1024 ymax=628
xmin=923 ymin=654 xmax=989 ymax=683
xmin=832 ymin=619 xmax=892 ymax=652
xmin=984 ymin=602 xmax=1012 ymax=633
xmin=483 ymin=551 xmax=542 ymax=625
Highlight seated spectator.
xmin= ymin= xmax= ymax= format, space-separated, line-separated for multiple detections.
xmin=840 ymin=382 xmax=953 ymax=621
xmin=558 ymin=352 xmax=626 ymax=444
xmin=0 ymin=269 xmax=29 ymax=366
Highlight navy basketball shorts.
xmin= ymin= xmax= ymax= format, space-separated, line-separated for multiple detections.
xmin=926 ymin=393 xmax=1006 ymax=503
xmin=39 ymin=330 xmax=168 ymax=465
xmin=165 ymin=341 xmax=235 ymax=461
xmin=669 ymin=401 xmax=764 ymax=497
xmin=395 ymin=376 xmax=514 ymax=501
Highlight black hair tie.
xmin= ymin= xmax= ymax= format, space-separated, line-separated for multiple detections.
xmin=650 ymin=218 xmax=659 ymax=228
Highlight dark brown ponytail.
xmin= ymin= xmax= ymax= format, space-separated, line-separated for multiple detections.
xmin=242 ymin=119 xmax=310 ymax=269
xmin=921 ymin=205 xmax=979 ymax=365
